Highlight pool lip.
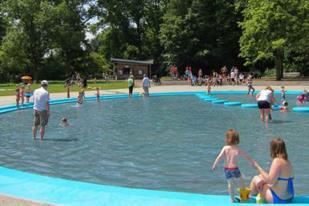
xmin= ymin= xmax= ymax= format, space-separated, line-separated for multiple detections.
xmin=0 ymin=90 xmax=309 ymax=205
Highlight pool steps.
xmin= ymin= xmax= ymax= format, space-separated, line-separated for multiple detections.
xmin=194 ymin=92 xmax=309 ymax=113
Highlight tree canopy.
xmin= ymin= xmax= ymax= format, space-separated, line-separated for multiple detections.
xmin=0 ymin=0 xmax=308 ymax=82
xmin=239 ymin=0 xmax=309 ymax=80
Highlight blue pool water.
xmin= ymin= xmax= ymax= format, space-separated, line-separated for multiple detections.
xmin=0 ymin=94 xmax=308 ymax=196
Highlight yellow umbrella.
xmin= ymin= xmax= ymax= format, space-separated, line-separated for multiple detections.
xmin=21 ymin=76 xmax=32 ymax=80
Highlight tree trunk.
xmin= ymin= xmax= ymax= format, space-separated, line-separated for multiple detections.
xmin=274 ymin=48 xmax=284 ymax=81
xmin=32 ymin=66 xmax=39 ymax=83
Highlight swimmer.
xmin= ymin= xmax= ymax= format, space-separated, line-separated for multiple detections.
xmin=280 ymin=101 xmax=289 ymax=112
xmin=60 ymin=117 xmax=69 ymax=127
xmin=281 ymin=86 xmax=286 ymax=101
xmin=212 ymin=129 xmax=254 ymax=203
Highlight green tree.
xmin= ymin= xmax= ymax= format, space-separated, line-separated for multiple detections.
xmin=239 ymin=0 xmax=309 ymax=80
xmin=160 ymin=0 xmax=243 ymax=73
xmin=1 ymin=0 xmax=54 ymax=81
xmin=49 ymin=0 xmax=92 ymax=76
xmin=95 ymin=0 xmax=167 ymax=73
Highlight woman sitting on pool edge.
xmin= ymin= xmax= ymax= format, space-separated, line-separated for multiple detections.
xmin=250 ymin=138 xmax=294 ymax=203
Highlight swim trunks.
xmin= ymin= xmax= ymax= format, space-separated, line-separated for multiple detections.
xmin=224 ymin=167 xmax=241 ymax=179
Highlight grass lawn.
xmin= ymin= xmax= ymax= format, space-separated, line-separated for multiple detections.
xmin=0 ymin=81 xmax=128 ymax=96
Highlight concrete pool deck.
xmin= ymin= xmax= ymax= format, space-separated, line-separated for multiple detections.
xmin=1 ymin=83 xmax=309 ymax=106
xmin=0 ymin=83 xmax=309 ymax=205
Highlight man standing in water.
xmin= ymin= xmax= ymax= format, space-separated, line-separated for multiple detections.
xmin=142 ymin=74 xmax=151 ymax=97
xmin=32 ymin=80 xmax=50 ymax=140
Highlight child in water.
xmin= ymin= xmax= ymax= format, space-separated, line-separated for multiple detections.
xmin=247 ymin=75 xmax=255 ymax=96
xmin=297 ymin=90 xmax=308 ymax=105
xmin=207 ymin=81 xmax=212 ymax=95
xmin=19 ymin=85 xmax=25 ymax=107
xmin=212 ymin=129 xmax=254 ymax=203
xmin=25 ymin=83 xmax=32 ymax=103
xmin=60 ymin=117 xmax=69 ymax=127
xmin=280 ymin=101 xmax=289 ymax=112
xmin=77 ymin=90 xmax=85 ymax=104
xmin=15 ymin=86 xmax=20 ymax=108
xmin=96 ymin=87 xmax=100 ymax=102
xmin=281 ymin=86 xmax=286 ymax=102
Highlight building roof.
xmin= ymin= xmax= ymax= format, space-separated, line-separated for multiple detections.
xmin=111 ymin=58 xmax=154 ymax=65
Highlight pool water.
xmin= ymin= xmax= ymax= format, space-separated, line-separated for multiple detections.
xmin=0 ymin=94 xmax=308 ymax=195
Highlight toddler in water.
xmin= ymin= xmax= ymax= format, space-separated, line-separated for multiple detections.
xmin=96 ymin=87 xmax=100 ymax=102
xmin=15 ymin=86 xmax=20 ymax=108
xmin=247 ymin=75 xmax=255 ymax=96
xmin=281 ymin=86 xmax=286 ymax=101
xmin=60 ymin=117 xmax=69 ymax=127
xmin=77 ymin=89 xmax=85 ymax=104
xmin=207 ymin=81 xmax=212 ymax=95
xmin=297 ymin=90 xmax=308 ymax=105
xmin=19 ymin=85 xmax=25 ymax=106
xmin=212 ymin=129 xmax=254 ymax=203
xmin=280 ymin=101 xmax=289 ymax=112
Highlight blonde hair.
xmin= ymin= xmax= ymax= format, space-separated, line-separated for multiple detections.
xmin=225 ymin=129 xmax=240 ymax=145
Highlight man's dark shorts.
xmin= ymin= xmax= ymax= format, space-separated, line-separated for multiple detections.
xmin=33 ymin=110 xmax=48 ymax=127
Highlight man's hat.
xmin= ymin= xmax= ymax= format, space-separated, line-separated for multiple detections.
xmin=41 ymin=80 xmax=48 ymax=86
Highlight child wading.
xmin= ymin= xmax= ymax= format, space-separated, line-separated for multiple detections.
xmin=247 ymin=74 xmax=255 ymax=96
xmin=212 ymin=129 xmax=254 ymax=203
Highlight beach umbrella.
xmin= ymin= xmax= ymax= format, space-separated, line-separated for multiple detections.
xmin=21 ymin=75 xmax=32 ymax=80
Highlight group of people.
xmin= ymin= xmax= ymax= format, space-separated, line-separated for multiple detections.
xmin=256 ymin=86 xmax=308 ymax=123
xmin=65 ymin=72 xmax=88 ymax=89
xmin=127 ymin=74 xmax=151 ymax=97
xmin=24 ymin=77 xmax=306 ymax=205
xmin=179 ymin=65 xmax=254 ymax=87
xmin=212 ymin=129 xmax=294 ymax=204
xmin=30 ymin=73 xmax=153 ymax=140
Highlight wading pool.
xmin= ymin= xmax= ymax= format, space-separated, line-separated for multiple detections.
xmin=0 ymin=91 xmax=308 ymax=205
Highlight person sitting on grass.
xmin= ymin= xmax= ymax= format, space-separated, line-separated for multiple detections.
xmin=212 ymin=129 xmax=254 ymax=203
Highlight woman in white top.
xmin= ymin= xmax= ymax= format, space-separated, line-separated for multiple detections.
xmin=256 ymin=86 xmax=275 ymax=123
